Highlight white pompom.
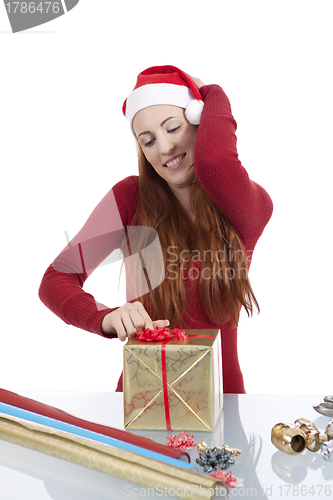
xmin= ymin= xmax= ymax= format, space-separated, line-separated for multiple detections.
xmin=185 ymin=100 xmax=204 ymax=125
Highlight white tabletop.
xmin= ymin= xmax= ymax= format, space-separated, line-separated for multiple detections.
xmin=0 ymin=392 xmax=332 ymax=499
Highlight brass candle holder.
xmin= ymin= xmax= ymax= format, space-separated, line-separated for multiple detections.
xmin=271 ymin=423 xmax=307 ymax=455
xmin=271 ymin=418 xmax=331 ymax=455
xmin=294 ymin=418 xmax=327 ymax=452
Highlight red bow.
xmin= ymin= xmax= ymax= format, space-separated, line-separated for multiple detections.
xmin=136 ymin=326 xmax=188 ymax=343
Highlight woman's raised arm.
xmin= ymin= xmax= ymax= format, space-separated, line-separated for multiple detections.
xmin=194 ymin=84 xmax=273 ymax=248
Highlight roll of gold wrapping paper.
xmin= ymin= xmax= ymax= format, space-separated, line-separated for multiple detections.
xmin=0 ymin=414 xmax=228 ymax=500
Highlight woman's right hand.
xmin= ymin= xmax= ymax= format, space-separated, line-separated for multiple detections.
xmin=101 ymin=301 xmax=169 ymax=342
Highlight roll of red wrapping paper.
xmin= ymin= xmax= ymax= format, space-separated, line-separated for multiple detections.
xmin=0 ymin=389 xmax=190 ymax=462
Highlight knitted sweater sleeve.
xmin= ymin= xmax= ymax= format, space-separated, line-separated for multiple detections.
xmin=195 ymin=85 xmax=273 ymax=249
xmin=38 ymin=176 xmax=138 ymax=337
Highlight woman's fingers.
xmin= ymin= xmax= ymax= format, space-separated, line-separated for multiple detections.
xmin=152 ymin=319 xmax=170 ymax=329
xmin=132 ymin=303 xmax=170 ymax=331
xmin=101 ymin=302 xmax=170 ymax=341
xmin=123 ymin=308 xmax=146 ymax=337
xmin=132 ymin=303 xmax=155 ymax=331
xmin=107 ymin=313 xmax=127 ymax=342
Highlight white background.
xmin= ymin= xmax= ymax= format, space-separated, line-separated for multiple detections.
xmin=1 ymin=0 xmax=332 ymax=395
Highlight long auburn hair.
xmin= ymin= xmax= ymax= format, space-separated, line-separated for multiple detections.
xmin=129 ymin=143 xmax=259 ymax=328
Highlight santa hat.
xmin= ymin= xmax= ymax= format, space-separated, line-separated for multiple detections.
xmin=122 ymin=65 xmax=204 ymax=126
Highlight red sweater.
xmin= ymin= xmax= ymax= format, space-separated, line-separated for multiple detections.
xmin=39 ymin=85 xmax=273 ymax=394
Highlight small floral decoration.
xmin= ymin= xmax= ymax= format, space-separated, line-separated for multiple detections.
xmin=209 ymin=469 xmax=243 ymax=488
xmin=196 ymin=447 xmax=235 ymax=473
xmin=166 ymin=431 xmax=197 ymax=451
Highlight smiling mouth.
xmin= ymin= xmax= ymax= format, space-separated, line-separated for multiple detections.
xmin=164 ymin=153 xmax=186 ymax=168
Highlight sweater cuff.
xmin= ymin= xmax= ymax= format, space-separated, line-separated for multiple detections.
xmin=95 ymin=308 xmax=119 ymax=338
xmin=69 ymin=303 xmax=118 ymax=339
xmin=199 ymin=84 xmax=232 ymax=115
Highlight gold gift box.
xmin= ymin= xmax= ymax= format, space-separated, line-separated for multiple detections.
xmin=124 ymin=329 xmax=223 ymax=431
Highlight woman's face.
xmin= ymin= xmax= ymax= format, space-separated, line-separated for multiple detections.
xmin=133 ymin=105 xmax=197 ymax=193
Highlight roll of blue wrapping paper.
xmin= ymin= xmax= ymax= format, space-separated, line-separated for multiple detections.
xmin=0 ymin=402 xmax=199 ymax=473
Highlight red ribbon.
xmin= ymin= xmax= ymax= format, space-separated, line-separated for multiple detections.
xmin=161 ymin=338 xmax=172 ymax=429
xmin=135 ymin=327 xmax=218 ymax=431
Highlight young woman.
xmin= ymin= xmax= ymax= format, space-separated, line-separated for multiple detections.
xmin=39 ymin=65 xmax=273 ymax=394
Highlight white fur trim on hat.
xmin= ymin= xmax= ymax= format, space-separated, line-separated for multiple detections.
xmin=126 ymin=83 xmax=203 ymax=125
xmin=185 ymin=100 xmax=204 ymax=125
